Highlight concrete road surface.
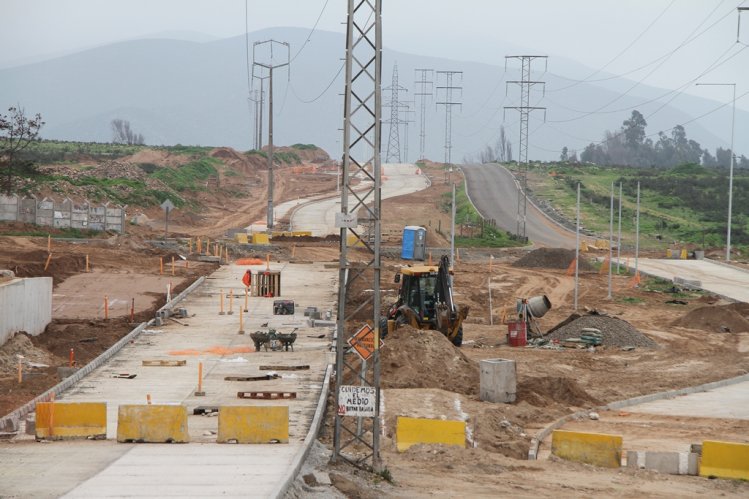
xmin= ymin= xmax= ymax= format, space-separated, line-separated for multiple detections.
xmin=634 ymin=258 xmax=749 ymax=303
xmin=1 ymin=262 xmax=337 ymax=498
xmin=461 ymin=163 xmax=578 ymax=248
xmin=289 ymin=163 xmax=429 ymax=236
xmin=628 ymin=381 xmax=749 ymax=420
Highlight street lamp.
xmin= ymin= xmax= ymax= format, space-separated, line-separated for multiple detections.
xmin=696 ymin=82 xmax=736 ymax=262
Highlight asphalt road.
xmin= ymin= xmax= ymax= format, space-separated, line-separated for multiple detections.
xmin=461 ymin=163 xmax=578 ymax=249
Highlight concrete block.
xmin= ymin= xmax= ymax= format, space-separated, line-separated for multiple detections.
xmin=35 ymin=402 xmax=107 ymax=440
xmin=396 ymin=416 xmax=466 ymax=452
xmin=117 ymin=404 xmax=189 ymax=443
xmin=627 ymin=451 xmax=699 ymax=475
xmin=252 ymin=233 xmax=270 ymax=245
xmin=479 ymin=358 xmax=516 ymax=403
xmin=551 ymin=430 xmax=622 ymax=468
xmin=25 ymin=414 xmax=35 ymax=435
xmin=700 ymin=440 xmax=749 ymax=480
xmin=217 ymin=406 xmax=288 ymax=444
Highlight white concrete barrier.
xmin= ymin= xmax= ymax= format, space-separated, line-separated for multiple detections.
xmin=0 ymin=277 xmax=52 ymax=346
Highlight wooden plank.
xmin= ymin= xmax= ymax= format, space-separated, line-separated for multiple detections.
xmin=237 ymin=391 xmax=297 ymax=400
xmin=259 ymin=365 xmax=309 ymax=371
xmin=224 ymin=374 xmax=280 ymax=382
xmin=142 ymin=360 xmax=187 ymax=367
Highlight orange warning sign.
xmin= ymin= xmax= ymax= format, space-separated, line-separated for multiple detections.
xmin=242 ymin=270 xmax=251 ymax=288
xmin=347 ymin=324 xmax=381 ymax=361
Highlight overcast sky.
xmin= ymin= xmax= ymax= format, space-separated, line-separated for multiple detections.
xmin=2 ymin=0 xmax=748 ymax=109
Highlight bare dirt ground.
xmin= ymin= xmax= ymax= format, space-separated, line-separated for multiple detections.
xmin=2 ymin=157 xmax=748 ymax=497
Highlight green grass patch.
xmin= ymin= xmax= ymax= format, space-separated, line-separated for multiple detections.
xmin=150 ymin=158 xmax=219 ymax=192
xmin=290 ymin=143 xmax=317 ymax=150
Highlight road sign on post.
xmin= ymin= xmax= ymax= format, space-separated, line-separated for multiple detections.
xmin=347 ymin=324 xmax=382 ymax=361
xmin=161 ymin=199 xmax=175 ymax=238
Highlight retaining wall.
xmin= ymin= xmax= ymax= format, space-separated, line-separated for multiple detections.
xmin=0 ymin=277 xmax=52 ymax=346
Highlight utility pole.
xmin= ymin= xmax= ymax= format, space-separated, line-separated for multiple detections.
xmin=504 ymin=55 xmax=547 ymax=240
xmin=402 ymin=99 xmax=415 ymax=163
xmin=436 ymin=71 xmax=463 ymax=183
xmin=384 ymin=63 xmax=408 ymax=163
xmin=253 ymin=40 xmax=290 ymax=230
xmin=414 ymin=68 xmax=434 ymax=160
xmin=333 ymin=0 xmax=382 ymax=472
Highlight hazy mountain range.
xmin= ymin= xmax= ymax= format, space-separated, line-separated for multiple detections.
xmin=1 ymin=26 xmax=745 ymax=163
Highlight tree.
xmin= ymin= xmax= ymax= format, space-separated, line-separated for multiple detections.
xmin=622 ymin=110 xmax=647 ymax=150
xmin=495 ymin=125 xmax=511 ymax=162
xmin=111 ymin=119 xmax=145 ymax=145
xmin=0 ymin=106 xmax=44 ymax=195
xmin=560 ymin=146 xmax=569 ymax=162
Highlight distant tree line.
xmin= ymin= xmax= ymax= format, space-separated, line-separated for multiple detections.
xmin=575 ymin=110 xmax=749 ymax=169
xmin=111 ymin=119 xmax=145 ymax=145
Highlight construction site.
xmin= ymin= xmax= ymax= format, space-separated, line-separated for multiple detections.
xmin=0 ymin=147 xmax=748 ymax=497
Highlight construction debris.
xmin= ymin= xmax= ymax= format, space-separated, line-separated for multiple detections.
xmin=545 ymin=313 xmax=658 ymax=349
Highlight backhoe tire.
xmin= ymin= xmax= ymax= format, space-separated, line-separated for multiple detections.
xmin=451 ymin=326 xmax=463 ymax=347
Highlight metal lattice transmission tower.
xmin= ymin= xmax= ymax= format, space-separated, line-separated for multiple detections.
xmin=253 ymin=40 xmax=290 ymax=229
xmin=414 ymin=68 xmax=434 ymax=160
xmin=504 ymin=55 xmax=547 ymax=239
xmin=333 ymin=0 xmax=383 ymax=471
xmin=384 ymin=63 xmax=408 ymax=162
xmin=436 ymin=71 xmax=463 ymax=182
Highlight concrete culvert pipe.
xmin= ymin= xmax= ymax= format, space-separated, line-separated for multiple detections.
xmin=527 ymin=295 xmax=551 ymax=318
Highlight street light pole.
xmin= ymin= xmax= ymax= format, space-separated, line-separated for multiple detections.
xmin=696 ymin=82 xmax=736 ymax=261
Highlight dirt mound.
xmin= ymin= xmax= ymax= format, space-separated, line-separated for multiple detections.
xmin=210 ymin=147 xmax=245 ymax=161
xmin=672 ymin=304 xmax=749 ymax=333
xmin=517 ymin=376 xmax=600 ymax=408
xmin=381 ymin=326 xmax=479 ymax=396
xmin=546 ymin=313 xmax=658 ymax=348
xmin=0 ymin=333 xmax=59 ymax=376
xmin=9 ymin=250 xmax=87 ymax=285
xmin=512 ymin=248 xmax=593 ymax=270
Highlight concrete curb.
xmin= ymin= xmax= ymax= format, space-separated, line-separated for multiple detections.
xmin=271 ymin=362 xmax=333 ymax=499
xmin=527 ymin=372 xmax=749 ymax=460
xmin=0 ymin=276 xmax=207 ymax=435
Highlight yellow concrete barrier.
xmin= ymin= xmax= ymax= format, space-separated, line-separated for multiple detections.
xmin=117 ymin=405 xmax=189 ymax=443
xmin=700 ymin=440 xmax=749 ymax=480
xmin=551 ymin=430 xmax=622 ymax=468
xmin=35 ymin=402 xmax=106 ymax=440
xmin=235 ymin=233 xmax=249 ymax=244
xmin=252 ymin=233 xmax=270 ymax=245
xmin=291 ymin=231 xmax=312 ymax=237
xmin=217 ymin=406 xmax=289 ymax=444
xmin=396 ymin=416 xmax=465 ymax=452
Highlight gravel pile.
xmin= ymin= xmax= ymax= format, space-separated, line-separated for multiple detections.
xmin=545 ymin=313 xmax=658 ymax=349
xmin=512 ymin=248 xmax=594 ymax=270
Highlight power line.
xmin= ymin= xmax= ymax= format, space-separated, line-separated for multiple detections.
xmin=549 ymin=0 xmax=677 ymax=93
xmin=289 ymin=0 xmax=330 ymax=63
xmin=547 ymin=0 xmax=735 ymax=91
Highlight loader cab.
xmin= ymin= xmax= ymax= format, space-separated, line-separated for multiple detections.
xmin=397 ymin=265 xmax=440 ymax=322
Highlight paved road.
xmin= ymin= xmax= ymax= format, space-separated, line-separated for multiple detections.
xmin=629 ymin=380 xmax=749 ymax=420
xmin=289 ymin=163 xmax=429 ymax=236
xmin=461 ymin=163 xmax=578 ymax=248
xmin=1 ymin=262 xmax=337 ymax=498
xmin=633 ymin=258 xmax=749 ymax=303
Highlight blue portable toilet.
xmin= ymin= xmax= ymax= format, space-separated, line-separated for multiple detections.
xmin=401 ymin=226 xmax=427 ymax=260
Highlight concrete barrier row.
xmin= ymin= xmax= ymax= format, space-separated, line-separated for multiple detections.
xmin=35 ymin=402 xmax=289 ymax=444
xmin=550 ymin=430 xmax=749 ymax=480
xmin=528 ymin=372 xmax=749 ymax=461
xmin=0 ymin=276 xmax=208 ymax=435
